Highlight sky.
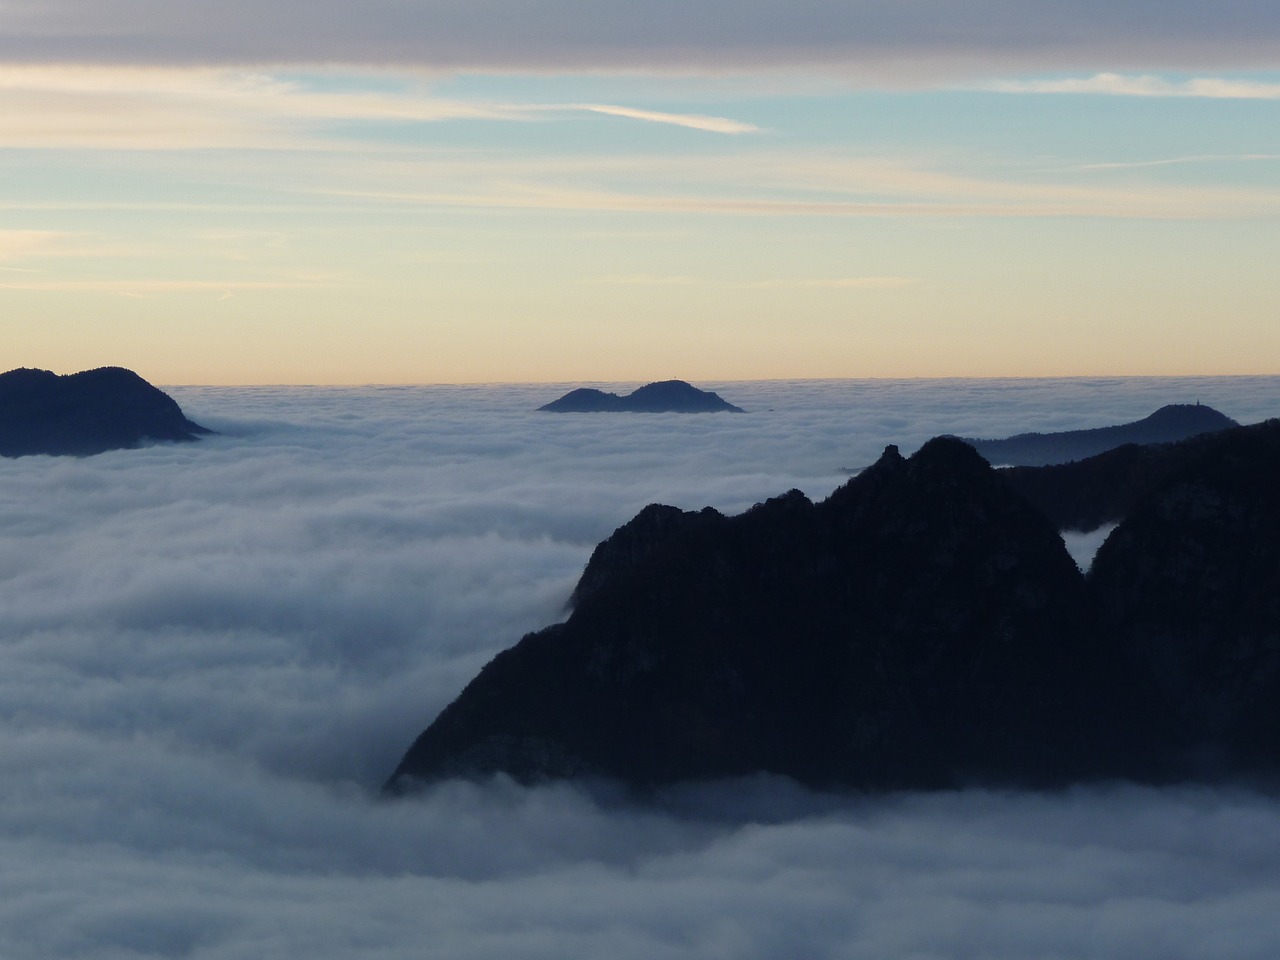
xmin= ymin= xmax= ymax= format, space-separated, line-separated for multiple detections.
xmin=1 ymin=2 xmax=1279 ymax=383
xmin=4 ymin=378 xmax=1280 ymax=959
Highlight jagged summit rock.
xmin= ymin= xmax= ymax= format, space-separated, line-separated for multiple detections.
xmin=388 ymin=419 xmax=1280 ymax=795
xmin=539 ymin=380 xmax=745 ymax=413
xmin=387 ymin=436 xmax=1144 ymax=793
xmin=960 ymin=403 xmax=1237 ymax=467
xmin=0 ymin=366 xmax=211 ymax=458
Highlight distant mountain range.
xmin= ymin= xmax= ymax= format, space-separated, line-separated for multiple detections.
xmin=958 ymin=403 xmax=1237 ymax=466
xmin=0 ymin=366 xmax=210 ymax=457
xmin=539 ymin=380 xmax=745 ymax=413
xmin=388 ymin=413 xmax=1280 ymax=794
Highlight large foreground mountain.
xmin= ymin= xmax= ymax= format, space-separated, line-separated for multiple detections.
xmin=388 ymin=422 xmax=1280 ymax=793
xmin=1088 ymin=422 xmax=1280 ymax=774
xmin=389 ymin=418 xmax=1280 ymax=792
xmin=0 ymin=366 xmax=210 ymax=457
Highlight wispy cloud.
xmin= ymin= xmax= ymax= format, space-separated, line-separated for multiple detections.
xmin=1071 ymin=153 xmax=1280 ymax=171
xmin=0 ymin=277 xmax=335 ymax=296
xmin=563 ymin=104 xmax=759 ymax=135
xmin=748 ymin=276 xmax=919 ymax=290
xmin=318 ymin=170 xmax=1280 ymax=221
xmin=0 ymin=229 xmax=65 ymax=259
xmin=0 ymin=66 xmax=758 ymax=150
xmin=988 ymin=73 xmax=1280 ymax=99
xmin=0 ymin=65 xmax=522 ymax=150
xmin=590 ymin=274 xmax=700 ymax=285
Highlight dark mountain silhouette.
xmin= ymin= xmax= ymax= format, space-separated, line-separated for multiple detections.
xmin=388 ymin=419 xmax=1280 ymax=794
xmin=960 ymin=403 xmax=1237 ymax=467
xmin=1088 ymin=421 xmax=1280 ymax=778
xmin=0 ymin=366 xmax=211 ymax=458
xmin=1001 ymin=420 xmax=1269 ymax=531
xmin=388 ymin=437 xmax=1163 ymax=793
xmin=539 ymin=380 xmax=745 ymax=413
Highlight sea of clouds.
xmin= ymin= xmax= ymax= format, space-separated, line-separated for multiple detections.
xmin=3 ymin=376 xmax=1280 ymax=959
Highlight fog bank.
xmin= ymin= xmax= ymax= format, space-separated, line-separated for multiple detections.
xmin=3 ymin=377 xmax=1279 ymax=958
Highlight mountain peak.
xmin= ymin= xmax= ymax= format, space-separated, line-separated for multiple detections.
xmin=539 ymin=380 xmax=745 ymax=413
xmin=387 ymin=421 xmax=1105 ymax=793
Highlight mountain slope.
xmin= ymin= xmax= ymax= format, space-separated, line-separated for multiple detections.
xmin=1002 ymin=416 xmax=1276 ymax=531
xmin=961 ymin=403 xmax=1237 ymax=467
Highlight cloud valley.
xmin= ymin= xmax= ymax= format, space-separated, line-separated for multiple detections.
xmin=3 ymin=377 xmax=1280 ymax=959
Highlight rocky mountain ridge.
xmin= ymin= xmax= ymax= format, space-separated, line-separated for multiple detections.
xmin=386 ymin=421 xmax=1280 ymax=794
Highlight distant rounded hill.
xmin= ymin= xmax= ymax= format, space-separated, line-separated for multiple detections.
xmin=0 ymin=366 xmax=211 ymax=458
xmin=539 ymin=380 xmax=745 ymax=414
xmin=959 ymin=403 xmax=1237 ymax=467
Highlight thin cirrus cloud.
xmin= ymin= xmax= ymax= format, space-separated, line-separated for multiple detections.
xmin=0 ymin=229 xmax=210 ymax=264
xmin=748 ymin=276 xmax=920 ymax=290
xmin=0 ymin=65 xmax=759 ymax=150
xmin=989 ymin=72 xmax=1280 ymax=99
xmin=0 ymin=229 xmax=65 ymax=259
xmin=317 ymin=173 xmax=1280 ymax=221
xmin=0 ymin=278 xmax=334 ymax=296
xmin=0 ymin=65 xmax=509 ymax=150
xmin=591 ymin=274 xmax=700 ymax=286
xmin=1071 ymin=154 xmax=1280 ymax=171
xmin=562 ymin=103 xmax=760 ymax=135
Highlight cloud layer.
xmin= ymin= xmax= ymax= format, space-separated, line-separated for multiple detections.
xmin=3 ymin=378 xmax=1280 ymax=958
xmin=2 ymin=0 xmax=1279 ymax=75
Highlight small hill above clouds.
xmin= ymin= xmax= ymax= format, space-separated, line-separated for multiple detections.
xmin=960 ymin=403 xmax=1238 ymax=467
xmin=539 ymin=380 xmax=745 ymax=413
xmin=0 ymin=366 xmax=211 ymax=457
